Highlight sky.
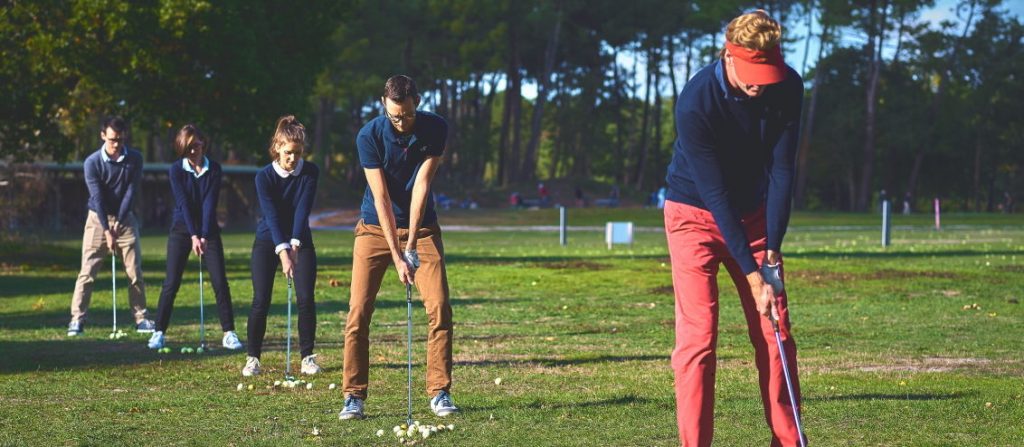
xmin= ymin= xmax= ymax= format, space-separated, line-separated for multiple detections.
xmin=508 ymin=0 xmax=1024 ymax=100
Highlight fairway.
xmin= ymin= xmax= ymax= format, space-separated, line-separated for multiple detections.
xmin=1 ymin=211 xmax=1022 ymax=446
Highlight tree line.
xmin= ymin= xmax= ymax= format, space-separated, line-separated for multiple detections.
xmin=2 ymin=0 xmax=1020 ymax=211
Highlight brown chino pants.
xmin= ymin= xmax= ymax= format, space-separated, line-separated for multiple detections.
xmin=343 ymin=220 xmax=453 ymax=400
xmin=70 ymin=210 xmax=148 ymax=324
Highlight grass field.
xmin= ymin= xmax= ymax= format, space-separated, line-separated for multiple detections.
xmin=1 ymin=210 xmax=1022 ymax=446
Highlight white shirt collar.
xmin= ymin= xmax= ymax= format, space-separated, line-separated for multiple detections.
xmin=182 ymin=156 xmax=210 ymax=178
xmin=272 ymin=158 xmax=304 ymax=178
xmin=100 ymin=144 xmax=126 ymax=163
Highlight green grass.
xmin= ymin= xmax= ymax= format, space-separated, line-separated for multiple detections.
xmin=1 ymin=212 xmax=1023 ymax=446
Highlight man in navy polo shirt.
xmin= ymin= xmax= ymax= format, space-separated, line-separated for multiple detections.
xmin=68 ymin=116 xmax=155 ymax=337
xmin=664 ymin=10 xmax=806 ymax=446
xmin=340 ymin=75 xmax=458 ymax=420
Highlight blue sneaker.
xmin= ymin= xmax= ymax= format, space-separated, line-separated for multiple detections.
xmin=147 ymin=331 xmax=165 ymax=349
xmin=338 ymin=395 xmax=365 ymax=420
xmin=429 ymin=390 xmax=459 ymax=417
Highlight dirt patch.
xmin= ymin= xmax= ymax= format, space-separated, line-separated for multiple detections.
xmin=649 ymin=285 xmax=675 ymax=295
xmin=809 ymin=357 xmax=1023 ymax=375
xmin=536 ymin=260 xmax=608 ymax=271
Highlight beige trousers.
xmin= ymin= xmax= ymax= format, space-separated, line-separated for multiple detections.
xmin=69 ymin=210 xmax=148 ymax=324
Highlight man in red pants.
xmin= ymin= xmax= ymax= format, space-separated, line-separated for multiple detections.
xmin=664 ymin=10 xmax=806 ymax=446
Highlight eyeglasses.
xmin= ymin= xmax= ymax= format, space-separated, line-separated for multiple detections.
xmin=384 ymin=109 xmax=416 ymax=123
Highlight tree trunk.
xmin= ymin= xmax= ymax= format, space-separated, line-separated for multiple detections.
xmin=795 ymin=24 xmax=830 ymax=210
xmin=521 ymin=9 xmax=562 ymax=182
xmin=905 ymin=0 xmax=977 ymax=203
xmin=632 ymin=47 xmax=655 ymax=189
xmin=313 ymin=96 xmax=334 ymax=174
xmin=856 ymin=0 xmax=889 ymax=211
xmin=611 ymin=48 xmax=627 ymax=184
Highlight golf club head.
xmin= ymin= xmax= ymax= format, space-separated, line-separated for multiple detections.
xmin=283 ymin=374 xmax=296 ymax=382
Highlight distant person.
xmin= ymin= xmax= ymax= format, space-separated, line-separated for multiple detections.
xmin=902 ymin=192 xmax=912 ymax=215
xmin=664 ymin=11 xmax=805 ymax=446
xmin=340 ymin=75 xmax=458 ymax=420
xmin=574 ymin=186 xmax=585 ymax=207
xmin=67 ymin=116 xmax=155 ymax=336
xmin=242 ymin=116 xmax=321 ymax=377
xmin=147 ymin=124 xmax=242 ymax=351
xmin=538 ymin=182 xmax=550 ymax=206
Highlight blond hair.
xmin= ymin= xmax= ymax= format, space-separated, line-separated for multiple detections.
xmin=268 ymin=115 xmax=307 ymax=160
xmin=720 ymin=10 xmax=782 ymax=57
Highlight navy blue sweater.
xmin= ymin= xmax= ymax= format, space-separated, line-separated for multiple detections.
xmin=254 ymin=161 xmax=319 ymax=247
xmin=666 ymin=60 xmax=803 ymax=274
xmin=84 ymin=146 xmax=143 ymax=230
xmin=169 ymin=158 xmax=221 ymax=238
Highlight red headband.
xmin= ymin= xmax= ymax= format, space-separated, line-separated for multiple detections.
xmin=725 ymin=41 xmax=787 ymax=85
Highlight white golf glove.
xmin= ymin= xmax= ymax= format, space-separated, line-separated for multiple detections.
xmin=761 ymin=262 xmax=784 ymax=296
xmin=403 ymin=249 xmax=420 ymax=270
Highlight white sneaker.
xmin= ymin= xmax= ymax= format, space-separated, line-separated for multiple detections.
xmin=67 ymin=321 xmax=84 ymax=337
xmin=222 ymin=331 xmax=243 ymax=350
xmin=147 ymin=331 xmax=165 ymax=349
xmin=242 ymin=356 xmax=261 ymax=377
xmin=300 ymin=354 xmax=321 ymax=375
xmin=338 ymin=395 xmax=365 ymax=420
xmin=430 ymin=390 xmax=459 ymax=417
xmin=135 ymin=319 xmax=156 ymax=333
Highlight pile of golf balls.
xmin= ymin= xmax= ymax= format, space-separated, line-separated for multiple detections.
xmin=179 ymin=347 xmax=195 ymax=354
xmin=157 ymin=347 xmax=172 ymax=354
xmin=387 ymin=421 xmax=455 ymax=443
xmin=108 ymin=330 xmax=128 ymax=339
xmin=272 ymin=379 xmax=311 ymax=389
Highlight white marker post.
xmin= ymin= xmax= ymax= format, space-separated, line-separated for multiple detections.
xmin=934 ymin=198 xmax=941 ymax=231
xmin=881 ymin=199 xmax=891 ymax=248
xmin=559 ymin=206 xmax=567 ymax=247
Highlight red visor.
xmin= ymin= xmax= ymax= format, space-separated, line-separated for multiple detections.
xmin=725 ymin=41 xmax=787 ymax=85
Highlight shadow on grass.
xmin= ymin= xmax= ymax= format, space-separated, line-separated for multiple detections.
xmin=809 ymin=391 xmax=974 ymax=402
xmin=0 ymin=338 xmax=241 ymax=374
xmin=788 ymin=250 xmax=1020 ymax=259
xmin=366 ymin=354 xmax=666 ymax=371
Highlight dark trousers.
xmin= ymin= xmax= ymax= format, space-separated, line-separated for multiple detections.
xmin=155 ymin=224 xmax=235 ymax=333
xmin=247 ymin=238 xmax=317 ymax=359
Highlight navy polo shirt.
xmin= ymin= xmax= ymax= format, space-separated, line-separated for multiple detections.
xmin=356 ymin=111 xmax=447 ymax=228
xmin=665 ymin=59 xmax=803 ymax=274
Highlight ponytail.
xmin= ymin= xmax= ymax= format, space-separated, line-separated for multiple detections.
xmin=268 ymin=115 xmax=307 ymax=160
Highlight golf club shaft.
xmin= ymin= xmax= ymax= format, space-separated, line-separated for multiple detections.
xmin=772 ymin=319 xmax=806 ymax=447
xmin=286 ymin=278 xmax=293 ymax=378
xmin=111 ymin=254 xmax=117 ymax=333
xmin=199 ymin=255 xmax=205 ymax=348
xmin=406 ymin=283 xmax=413 ymax=426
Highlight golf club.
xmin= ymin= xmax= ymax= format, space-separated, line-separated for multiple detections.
xmin=770 ymin=314 xmax=807 ymax=447
xmin=111 ymin=253 xmax=117 ymax=335
xmin=406 ymin=282 xmax=414 ymax=426
xmin=198 ymin=254 xmax=206 ymax=351
xmin=284 ymin=277 xmax=294 ymax=381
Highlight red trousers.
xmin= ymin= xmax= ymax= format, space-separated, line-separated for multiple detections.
xmin=664 ymin=200 xmax=804 ymax=447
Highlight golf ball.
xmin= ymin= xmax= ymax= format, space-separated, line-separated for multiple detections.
xmin=181 ymin=347 xmax=189 ymax=354
xmin=109 ymin=333 xmax=116 ymax=339
xmin=376 ymin=429 xmax=385 ymax=437
xmin=273 ymin=380 xmax=281 ymax=387
xmin=196 ymin=347 xmax=205 ymax=354
xmin=329 ymin=383 xmax=336 ymax=390
xmin=236 ymin=383 xmax=244 ymax=391
xmin=306 ymin=383 xmax=313 ymax=390
xmin=247 ymin=384 xmax=254 ymax=391
xmin=494 ymin=377 xmax=502 ymax=385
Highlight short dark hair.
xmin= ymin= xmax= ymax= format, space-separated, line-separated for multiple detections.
xmin=101 ymin=116 xmax=128 ymax=134
xmin=383 ymin=75 xmax=419 ymax=103
xmin=173 ymin=124 xmax=209 ymax=159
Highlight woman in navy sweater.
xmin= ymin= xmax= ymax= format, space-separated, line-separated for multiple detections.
xmin=149 ymin=124 xmax=241 ymax=350
xmin=242 ymin=115 xmax=321 ymax=377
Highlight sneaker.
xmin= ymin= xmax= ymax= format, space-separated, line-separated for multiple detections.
xmin=242 ymin=356 xmax=261 ymax=377
xmin=429 ymin=390 xmax=459 ymax=417
xmin=222 ymin=331 xmax=243 ymax=350
xmin=67 ymin=321 xmax=84 ymax=337
xmin=135 ymin=319 xmax=156 ymax=333
xmin=147 ymin=331 xmax=165 ymax=349
xmin=300 ymin=354 xmax=321 ymax=375
xmin=338 ymin=395 xmax=365 ymax=420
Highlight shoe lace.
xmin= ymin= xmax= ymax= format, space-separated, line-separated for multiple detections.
xmin=344 ymin=396 xmax=360 ymax=411
xmin=435 ymin=392 xmax=453 ymax=408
